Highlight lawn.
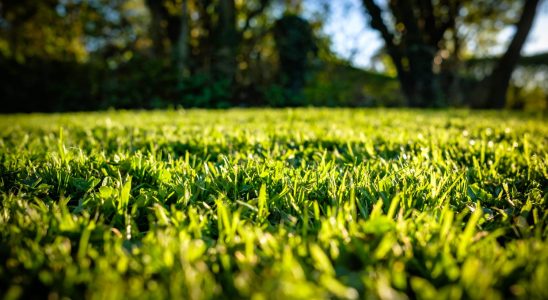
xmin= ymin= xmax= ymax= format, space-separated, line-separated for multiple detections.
xmin=0 ymin=108 xmax=546 ymax=299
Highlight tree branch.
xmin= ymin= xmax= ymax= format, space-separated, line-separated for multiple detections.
xmin=362 ymin=0 xmax=397 ymax=49
xmin=361 ymin=0 xmax=405 ymax=75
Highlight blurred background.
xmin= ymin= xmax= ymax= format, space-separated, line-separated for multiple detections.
xmin=0 ymin=0 xmax=546 ymax=112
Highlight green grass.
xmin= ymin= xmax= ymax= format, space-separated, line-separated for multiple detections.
xmin=0 ymin=108 xmax=546 ymax=299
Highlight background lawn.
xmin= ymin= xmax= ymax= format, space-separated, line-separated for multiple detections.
xmin=0 ymin=109 xmax=546 ymax=299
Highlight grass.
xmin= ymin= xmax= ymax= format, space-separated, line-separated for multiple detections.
xmin=0 ymin=108 xmax=546 ymax=299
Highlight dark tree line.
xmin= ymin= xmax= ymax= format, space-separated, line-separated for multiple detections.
xmin=0 ymin=0 xmax=322 ymax=111
xmin=0 ymin=0 xmax=545 ymax=111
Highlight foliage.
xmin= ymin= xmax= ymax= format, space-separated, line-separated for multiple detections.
xmin=0 ymin=0 xmax=138 ymax=63
xmin=0 ymin=55 xmax=406 ymax=112
xmin=0 ymin=109 xmax=547 ymax=299
xmin=304 ymin=64 xmax=404 ymax=107
xmin=273 ymin=14 xmax=317 ymax=103
xmin=0 ymin=56 xmax=235 ymax=112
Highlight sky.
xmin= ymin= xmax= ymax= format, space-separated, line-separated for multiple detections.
xmin=307 ymin=0 xmax=548 ymax=68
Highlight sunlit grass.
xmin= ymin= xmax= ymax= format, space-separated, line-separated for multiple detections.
xmin=0 ymin=108 xmax=546 ymax=299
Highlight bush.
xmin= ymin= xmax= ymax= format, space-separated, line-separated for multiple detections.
xmin=0 ymin=56 xmax=236 ymax=112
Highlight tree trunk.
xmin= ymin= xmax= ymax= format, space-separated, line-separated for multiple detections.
xmin=195 ymin=0 xmax=214 ymax=75
xmin=473 ymin=0 xmax=540 ymax=108
xmin=173 ymin=0 xmax=190 ymax=82
xmin=361 ymin=0 xmax=446 ymax=107
xmin=213 ymin=0 xmax=237 ymax=81
xmin=145 ymin=0 xmax=166 ymax=57
xmin=406 ymin=44 xmax=444 ymax=107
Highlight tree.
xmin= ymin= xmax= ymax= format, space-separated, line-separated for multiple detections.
xmin=361 ymin=0 xmax=459 ymax=107
xmin=212 ymin=0 xmax=237 ymax=82
xmin=0 ymin=0 xmax=93 ymax=62
xmin=143 ymin=0 xmax=271 ymax=82
xmin=471 ymin=0 xmax=541 ymax=108
xmin=360 ymin=0 xmax=542 ymax=108
xmin=273 ymin=14 xmax=317 ymax=103
xmin=144 ymin=0 xmax=184 ymax=59
xmin=174 ymin=0 xmax=190 ymax=81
